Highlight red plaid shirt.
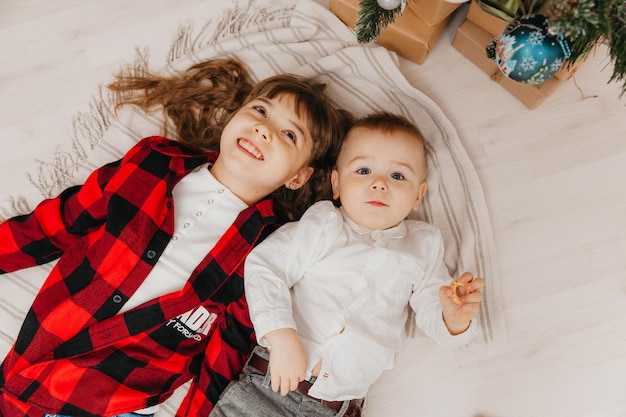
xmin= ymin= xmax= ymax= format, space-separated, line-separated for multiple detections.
xmin=0 ymin=136 xmax=280 ymax=417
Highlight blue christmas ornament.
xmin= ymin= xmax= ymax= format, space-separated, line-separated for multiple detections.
xmin=493 ymin=15 xmax=571 ymax=84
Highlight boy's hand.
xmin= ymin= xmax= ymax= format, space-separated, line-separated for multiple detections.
xmin=439 ymin=272 xmax=484 ymax=335
xmin=263 ymin=328 xmax=307 ymax=396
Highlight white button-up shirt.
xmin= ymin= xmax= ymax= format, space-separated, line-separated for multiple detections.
xmin=245 ymin=201 xmax=475 ymax=401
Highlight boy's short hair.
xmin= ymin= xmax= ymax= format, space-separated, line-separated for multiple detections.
xmin=348 ymin=112 xmax=424 ymax=146
xmin=341 ymin=112 xmax=426 ymax=171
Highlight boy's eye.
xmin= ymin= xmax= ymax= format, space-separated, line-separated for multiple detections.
xmin=391 ymin=172 xmax=405 ymax=180
xmin=284 ymin=130 xmax=297 ymax=143
xmin=356 ymin=168 xmax=371 ymax=175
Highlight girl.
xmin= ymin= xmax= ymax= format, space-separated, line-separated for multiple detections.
xmin=0 ymin=58 xmax=351 ymax=417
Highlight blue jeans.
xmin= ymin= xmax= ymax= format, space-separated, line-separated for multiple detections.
xmin=210 ymin=372 xmax=343 ymax=417
xmin=210 ymin=347 xmax=353 ymax=417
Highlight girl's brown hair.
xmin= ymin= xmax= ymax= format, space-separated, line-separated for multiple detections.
xmin=108 ymin=58 xmax=351 ymax=220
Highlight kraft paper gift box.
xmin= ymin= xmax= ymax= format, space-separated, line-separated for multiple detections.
xmin=407 ymin=0 xmax=463 ymax=26
xmin=466 ymin=0 xmax=508 ymax=36
xmin=330 ymin=0 xmax=454 ymax=64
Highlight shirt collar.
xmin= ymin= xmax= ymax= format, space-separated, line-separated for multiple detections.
xmin=340 ymin=206 xmax=407 ymax=243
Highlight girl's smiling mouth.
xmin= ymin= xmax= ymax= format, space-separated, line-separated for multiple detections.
xmin=238 ymin=138 xmax=264 ymax=160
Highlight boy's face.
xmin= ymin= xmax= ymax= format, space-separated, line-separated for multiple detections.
xmin=212 ymin=93 xmax=314 ymax=204
xmin=331 ymin=126 xmax=428 ymax=230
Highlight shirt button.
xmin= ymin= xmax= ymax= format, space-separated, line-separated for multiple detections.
xmin=196 ymin=211 xmax=203 ymax=217
xmin=183 ymin=222 xmax=190 ymax=228
xmin=218 ymin=189 xmax=224 ymax=194
xmin=172 ymin=235 xmax=179 ymax=241
xmin=146 ymin=249 xmax=157 ymax=259
xmin=112 ymin=294 xmax=123 ymax=303
xmin=208 ymin=199 xmax=214 ymax=205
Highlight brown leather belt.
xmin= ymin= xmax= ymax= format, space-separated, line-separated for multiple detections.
xmin=248 ymin=351 xmax=362 ymax=417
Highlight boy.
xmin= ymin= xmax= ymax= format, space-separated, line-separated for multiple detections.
xmin=210 ymin=112 xmax=484 ymax=417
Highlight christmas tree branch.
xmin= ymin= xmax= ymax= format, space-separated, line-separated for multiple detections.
xmin=355 ymin=0 xmax=403 ymax=43
xmin=607 ymin=0 xmax=626 ymax=92
xmin=543 ymin=0 xmax=625 ymax=93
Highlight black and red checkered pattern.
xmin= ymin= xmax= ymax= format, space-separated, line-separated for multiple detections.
xmin=0 ymin=136 xmax=280 ymax=417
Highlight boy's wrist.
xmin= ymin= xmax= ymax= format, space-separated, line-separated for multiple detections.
xmin=442 ymin=313 xmax=471 ymax=335
xmin=263 ymin=327 xmax=298 ymax=348
xmin=448 ymin=322 xmax=470 ymax=335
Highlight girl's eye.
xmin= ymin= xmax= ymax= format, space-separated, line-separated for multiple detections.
xmin=391 ymin=172 xmax=405 ymax=180
xmin=356 ymin=168 xmax=371 ymax=175
xmin=284 ymin=130 xmax=297 ymax=143
xmin=253 ymin=105 xmax=267 ymax=117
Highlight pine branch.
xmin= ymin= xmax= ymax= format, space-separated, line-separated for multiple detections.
xmin=607 ymin=0 xmax=626 ymax=92
xmin=542 ymin=0 xmax=626 ymax=93
xmin=543 ymin=0 xmax=606 ymax=61
xmin=354 ymin=0 xmax=403 ymax=43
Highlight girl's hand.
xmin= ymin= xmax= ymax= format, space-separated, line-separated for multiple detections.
xmin=439 ymin=272 xmax=484 ymax=335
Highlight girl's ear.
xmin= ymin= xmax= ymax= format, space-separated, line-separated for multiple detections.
xmin=331 ymin=169 xmax=340 ymax=200
xmin=287 ymin=166 xmax=314 ymax=190
xmin=412 ymin=181 xmax=428 ymax=211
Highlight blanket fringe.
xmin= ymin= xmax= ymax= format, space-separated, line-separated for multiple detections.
xmin=2 ymin=48 xmax=152 ymax=220
xmin=167 ymin=0 xmax=295 ymax=63
xmin=405 ymin=308 xmax=417 ymax=337
xmin=0 ymin=81 xmax=123 ymax=220
xmin=26 ymin=84 xmax=121 ymax=201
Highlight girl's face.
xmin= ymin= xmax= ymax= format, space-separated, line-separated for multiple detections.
xmin=211 ymin=93 xmax=314 ymax=205
xmin=331 ymin=126 xmax=428 ymax=230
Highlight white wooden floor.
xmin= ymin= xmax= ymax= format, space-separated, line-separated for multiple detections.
xmin=370 ymin=5 xmax=626 ymax=417
xmin=1 ymin=1 xmax=625 ymax=417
